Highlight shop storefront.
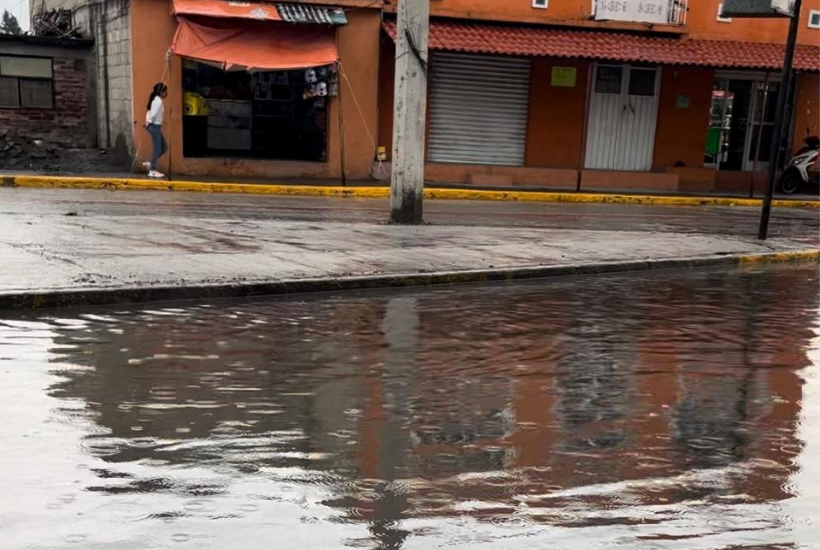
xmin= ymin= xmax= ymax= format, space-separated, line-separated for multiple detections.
xmin=705 ymin=72 xmax=782 ymax=173
xmin=170 ymin=0 xmax=342 ymax=163
xmin=181 ymin=61 xmax=337 ymax=161
xmin=379 ymin=18 xmax=820 ymax=194
xmin=129 ymin=0 xmax=380 ymax=180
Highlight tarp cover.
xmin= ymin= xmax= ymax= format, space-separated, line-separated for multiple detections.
xmin=172 ymin=0 xmax=283 ymax=22
xmin=171 ymin=16 xmax=338 ymax=71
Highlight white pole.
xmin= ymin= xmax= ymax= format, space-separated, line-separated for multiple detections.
xmin=389 ymin=0 xmax=429 ymax=224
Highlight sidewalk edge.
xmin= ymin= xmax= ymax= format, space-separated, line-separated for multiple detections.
xmin=5 ymin=175 xmax=818 ymax=209
xmin=2 ymin=249 xmax=817 ymax=311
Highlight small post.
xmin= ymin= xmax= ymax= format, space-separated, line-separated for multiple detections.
xmin=390 ymin=0 xmax=429 ymax=224
xmin=758 ymin=0 xmax=803 ymax=240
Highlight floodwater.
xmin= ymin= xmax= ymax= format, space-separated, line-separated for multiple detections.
xmin=2 ymin=265 xmax=819 ymax=550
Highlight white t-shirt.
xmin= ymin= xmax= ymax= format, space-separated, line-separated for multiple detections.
xmin=146 ymin=96 xmax=164 ymax=126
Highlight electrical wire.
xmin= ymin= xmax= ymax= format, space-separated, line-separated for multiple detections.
xmin=338 ymin=60 xmax=384 ymax=178
xmin=338 ymin=61 xmax=377 ymax=153
xmin=403 ymin=27 xmax=427 ymax=76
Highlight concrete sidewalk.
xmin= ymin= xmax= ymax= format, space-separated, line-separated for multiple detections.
xmin=4 ymin=172 xmax=819 ymax=209
xmin=0 ymin=187 xmax=817 ymax=309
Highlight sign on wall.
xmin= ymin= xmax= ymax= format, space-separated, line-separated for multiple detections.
xmin=594 ymin=1 xmax=669 ymax=24
xmin=551 ymin=67 xmax=577 ymax=87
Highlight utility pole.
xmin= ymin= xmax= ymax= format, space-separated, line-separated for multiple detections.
xmin=758 ymin=0 xmax=803 ymax=240
xmin=389 ymin=0 xmax=429 ymax=224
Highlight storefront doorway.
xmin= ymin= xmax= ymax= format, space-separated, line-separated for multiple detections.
xmin=585 ymin=63 xmax=661 ymax=171
xmin=181 ymin=60 xmax=333 ymax=162
xmin=705 ymin=73 xmax=780 ymax=172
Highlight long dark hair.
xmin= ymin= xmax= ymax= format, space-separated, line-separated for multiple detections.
xmin=147 ymin=83 xmax=167 ymax=111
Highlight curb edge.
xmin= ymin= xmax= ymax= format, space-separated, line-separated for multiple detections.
xmin=2 ymin=249 xmax=818 ymax=311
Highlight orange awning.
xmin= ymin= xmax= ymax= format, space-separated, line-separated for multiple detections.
xmin=172 ymin=0 xmax=283 ymax=22
xmin=171 ymin=16 xmax=339 ymax=71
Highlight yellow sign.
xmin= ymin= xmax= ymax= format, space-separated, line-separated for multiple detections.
xmin=551 ymin=67 xmax=577 ymax=87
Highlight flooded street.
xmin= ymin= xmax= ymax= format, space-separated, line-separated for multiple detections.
xmin=2 ymin=264 xmax=819 ymax=549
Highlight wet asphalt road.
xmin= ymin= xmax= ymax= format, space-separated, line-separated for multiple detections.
xmin=3 ymin=187 xmax=818 ymax=241
xmin=1 ymin=264 xmax=819 ymax=549
xmin=2 ymin=188 xmax=820 ymax=548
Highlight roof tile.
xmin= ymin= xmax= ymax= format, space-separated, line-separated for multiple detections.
xmin=382 ymin=20 xmax=820 ymax=71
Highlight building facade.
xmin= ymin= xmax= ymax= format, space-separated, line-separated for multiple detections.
xmin=31 ymin=0 xmax=132 ymax=154
xmin=33 ymin=0 xmax=381 ymax=180
xmin=129 ymin=0 xmax=380 ymax=180
xmin=29 ymin=0 xmax=820 ymax=193
xmin=0 ymin=34 xmax=95 ymax=149
xmin=377 ymin=0 xmax=820 ymax=194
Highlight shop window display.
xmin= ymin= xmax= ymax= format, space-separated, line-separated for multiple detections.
xmin=182 ymin=60 xmax=335 ymax=162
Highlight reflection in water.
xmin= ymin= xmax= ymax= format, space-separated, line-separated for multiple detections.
xmin=1 ymin=264 xmax=818 ymax=549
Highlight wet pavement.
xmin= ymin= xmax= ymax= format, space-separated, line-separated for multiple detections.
xmin=0 ymin=188 xmax=817 ymax=303
xmin=3 ymin=187 xmax=819 ymax=237
xmin=2 ymin=264 xmax=819 ymax=549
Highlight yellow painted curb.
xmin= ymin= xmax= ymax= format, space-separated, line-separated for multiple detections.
xmin=739 ymin=249 xmax=820 ymax=263
xmin=423 ymin=188 xmax=819 ymax=209
xmin=5 ymin=174 xmax=819 ymax=209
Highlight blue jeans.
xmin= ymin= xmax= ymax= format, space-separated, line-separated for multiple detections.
xmin=147 ymin=124 xmax=167 ymax=170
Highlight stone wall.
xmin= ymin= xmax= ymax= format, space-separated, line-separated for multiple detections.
xmin=0 ymin=38 xmax=95 ymax=148
xmin=91 ymin=0 xmax=133 ymax=152
xmin=33 ymin=0 xmax=133 ymax=153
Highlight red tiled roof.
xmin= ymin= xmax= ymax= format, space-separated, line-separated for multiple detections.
xmin=382 ymin=19 xmax=820 ymax=71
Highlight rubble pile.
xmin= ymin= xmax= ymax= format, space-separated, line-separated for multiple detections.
xmin=0 ymin=132 xmax=60 ymax=170
xmin=0 ymin=131 xmax=130 ymax=173
xmin=32 ymin=9 xmax=80 ymax=39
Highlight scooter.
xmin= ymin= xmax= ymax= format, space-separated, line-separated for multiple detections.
xmin=779 ymin=134 xmax=820 ymax=195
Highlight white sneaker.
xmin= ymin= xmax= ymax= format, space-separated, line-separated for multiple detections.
xmin=142 ymin=161 xmax=151 ymax=171
xmin=147 ymin=170 xmax=165 ymax=179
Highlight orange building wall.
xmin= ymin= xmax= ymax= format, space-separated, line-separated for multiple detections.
xmin=383 ymin=0 xmax=819 ymax=45
xmin=652 ymin=67 xmax=714 ymax=170
xmin=525 ymin=58 xmax=589 ymax=169
xmin=377 ymin=51 xmax=589 ymax=185
xmin=792 ymin=72 xmax=820 ymax=151
xmin=392 ymin=0 xmax=592 ymax=25
xmin=383 ymin=0 xmax=683 ymax=33
xmin=374 ymin=12 xmax=815 ymax=189
xmin=687 ymin=0 xmax=820 ymax=45
xmin=130 ymin=0 xmax=380 ymax=179
xmin=130 ymin=0 xmax=176 ymax=175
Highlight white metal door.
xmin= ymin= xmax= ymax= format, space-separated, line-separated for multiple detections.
xmin=428 ymin=53 xmax=531 ymax=166
xmin=585 ymin=64 xmax=661 ymax=171
xmin=585 ymin=65 xmax=624 ymax=170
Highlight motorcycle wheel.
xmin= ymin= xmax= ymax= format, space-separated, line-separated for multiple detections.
xmin=779 ymin=169 xmax=802 ymax=195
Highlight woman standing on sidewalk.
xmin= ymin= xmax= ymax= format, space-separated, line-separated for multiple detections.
xmin=143 ymin=83 xmax=168 ymax=179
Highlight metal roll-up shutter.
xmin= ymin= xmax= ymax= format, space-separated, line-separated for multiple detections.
xmin=428 ymin=52 xmax=531 ymax=166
